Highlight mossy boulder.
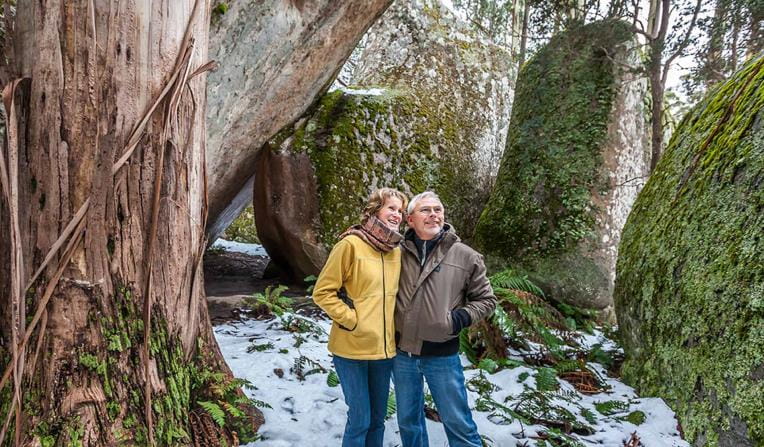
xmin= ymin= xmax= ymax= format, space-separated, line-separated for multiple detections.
xmin=474 ymin=20 xmax=650 ymax=310
xmin=254 ymin=0 xmax=514 ymax=279
xmin=614 ymin=57 xmax=764 ymax=446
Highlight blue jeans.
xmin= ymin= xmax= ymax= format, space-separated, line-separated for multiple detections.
xmin=392 ymin=351 xmax=481 ymax=447
xmin=333 ymin=355 xmax=393 ymax=447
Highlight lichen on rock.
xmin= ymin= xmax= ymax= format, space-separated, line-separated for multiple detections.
xmin=614 ymin=56 xmax=764 ymax=446
xmin=474 ymin=19 xmax=650 ymax=311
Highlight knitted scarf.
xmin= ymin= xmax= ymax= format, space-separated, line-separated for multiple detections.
xmin=339 ymin=215 xmax=403 ymax=253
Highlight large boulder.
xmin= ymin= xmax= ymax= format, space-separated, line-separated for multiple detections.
xmin=205 ymin=0 xmax=393 ymax=240
xmin=254 ymin=0 xmax=514 ymax=280
xmin=474 ymin=20 xmax=650 ymax=310
xmin=614 ymin=57 xmax=764 ymax=446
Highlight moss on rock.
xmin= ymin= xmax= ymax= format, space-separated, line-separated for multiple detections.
xmin=614 ymin=56 xmax=764 ymax=446
xmin=254 ymin=0 xmax=514 ymax=278
xmin=266 ymin=87 xmax=484 ymax=247
xmin=474 ymin=20 xmax=641 ymax=309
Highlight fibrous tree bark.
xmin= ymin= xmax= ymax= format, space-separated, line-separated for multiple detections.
xmin=204 ymin=0 xmax=394 ymax=241
xmin=0 ymin=1 xmax=260 ymax=445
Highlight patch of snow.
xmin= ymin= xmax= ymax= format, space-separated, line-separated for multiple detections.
xmin=212 ymin=239 xmax=268 ymax=257
xmin=217 ymin=314 xmax=689 ymax=447
xmin=338 ymin=86 xmax=387 ymax=96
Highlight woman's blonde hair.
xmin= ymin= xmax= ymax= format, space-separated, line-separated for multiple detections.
xmin=361 ymin=188 xmax=409 ymax=224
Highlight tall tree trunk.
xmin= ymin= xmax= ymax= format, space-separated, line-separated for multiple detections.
xmin=0 ymin=1 xmax=260 ymax=445
xmin=519 ymin=0 xmax=531 ymax=67
xmin=748 ymin=0 xmax=763 ymax=57
xmin=204 ymin=0 xmax=393 ymax=241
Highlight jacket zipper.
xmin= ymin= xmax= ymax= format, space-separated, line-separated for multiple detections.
xmin=381 ymin=252 xmax=388 ymax=359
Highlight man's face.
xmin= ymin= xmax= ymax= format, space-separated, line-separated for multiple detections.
xmin=407 ymin=197 xmax=445 ymax=240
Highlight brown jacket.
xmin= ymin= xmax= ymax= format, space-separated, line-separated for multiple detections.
xmin=395 ymin=225 xmax=496 ymax=356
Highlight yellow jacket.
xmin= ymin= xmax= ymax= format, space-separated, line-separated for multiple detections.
xmin=313 ymin=235 xmax=400 ymax=360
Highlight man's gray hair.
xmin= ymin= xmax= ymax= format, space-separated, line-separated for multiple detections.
xmin=407 ymin=191 xmax=442 ymax=215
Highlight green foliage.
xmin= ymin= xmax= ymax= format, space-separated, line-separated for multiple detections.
xmin=614 ymin=56 xmax=764 ymax=445
xmin=467 ymin=372 xmax=501 ymax=396
xmin=292 ymin=355 xmax=327 ymax=381
xmin=212 ymin=2 xmax=228 ymax=18
xmin=490 ymin=269 xmax=546 ymax=297
xmin=594 ymin=400 xmax=630 ymax=416
xmin=493 ymin=287 xmax=567 ymax=349
xmin=459 ymin=329 xmax=480 ymax=364
xmin=536 ymin=428 xmax=586 ymax=447
xmin=327 ymin=370 xmax=340 ymax=387
xmin=510 ymin=388 xmax=594 ymax=436
xmin=477 ymin=358 xmax=499 ymax=373
xmin=197 ymin=401 xmax=226 ymax=427
xmin=245 ymin=285 xmax=293 ymax=317
xmin=304 ymin=275 xmax=317 ymax=294
xmin=222 ymin=205 xmax=259 ymax=243
xmin=619 ymin=410 xmax=646 ymax=426
xmin=535 ymin=367 xmax=560 ymax=392
xmin=247 ymin=342 xmax=275 ymax=353
xmin=386 ymin=391 xmax=397 ymax=420
xmin=580 ymin=408 xmax=598 ymax=424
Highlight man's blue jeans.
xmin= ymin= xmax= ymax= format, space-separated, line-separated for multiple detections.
xmin=333 ymin=355 xmax=393 ymax=447
xmin=392 ymin=350 xmax=482 ymax=447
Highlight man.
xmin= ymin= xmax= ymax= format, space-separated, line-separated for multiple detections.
xmin=394 ymin=191 xmax=497 ymax=447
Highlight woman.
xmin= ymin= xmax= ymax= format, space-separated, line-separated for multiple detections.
xmin=313 ymin=188 xmax=408 ymax=447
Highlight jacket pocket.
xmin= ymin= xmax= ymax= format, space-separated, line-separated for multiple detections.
xmin=420 ymin=312 xmax=454 ymax=343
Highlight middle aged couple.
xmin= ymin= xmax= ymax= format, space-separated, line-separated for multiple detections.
xmin=313 ymin=188 xmax=497 ymax=447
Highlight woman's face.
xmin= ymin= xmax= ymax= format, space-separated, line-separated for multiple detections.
xmin=376 ymin=197 xmax=404 ymax=231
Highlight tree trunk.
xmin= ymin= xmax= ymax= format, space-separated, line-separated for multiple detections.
xmin=519 ymin=0 xmax=530 ymax=67
xmin=0 ymin=1 xmax=260 ymax=445
xmin=748 ymin=0 xmax=763 ymax=57
xmin=204 ymin=0 xmax=393 ymax=241
xmin=649 ymin=48 xmax=665 ymax=172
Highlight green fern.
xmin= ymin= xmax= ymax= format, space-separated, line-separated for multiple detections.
xmin=580 ymin=408 xmax=598 ymax=424
xmin=197 ymin=401 xmax=226 ymax=427
xmin=618 ymin=410 xmax=646 ymax=425
xmin=245 ymin=285 xmax=293 ymax=317
xmin=594 ymin=400 xmax=630 ymax=416
xmin=477 ymin=358 xmax=499 ymax=373
xmin=535 ymin=367 xmax=560 ymax=392
xmin=459 ymin=330 xmax=479 ymax=365
xmin=385 ymin=391 xmax=397 ymax=419
xmin=221 ymin=401 xmax=245 ymax=419
xmin=489 ymin=269 xmax=545 ymax=297
xmin=292 ymin=355 xmax=326 ymax=381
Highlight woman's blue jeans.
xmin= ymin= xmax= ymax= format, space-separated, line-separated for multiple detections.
xmin=333 ymin=355 xmax=394 ymax=447
xmin=392 ymin=351 xmax=482 ymax=447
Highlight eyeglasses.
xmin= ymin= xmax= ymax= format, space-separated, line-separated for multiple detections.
xmin=416 ymin=206 xmax=444 ymax=216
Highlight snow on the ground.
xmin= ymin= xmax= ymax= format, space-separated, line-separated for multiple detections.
xmin=212 ymin=239 xmax=268 ymax=257
xmin=216 ymin=312 xmax=689 ymax=447
xmin=337 ymin=86 xmax=387 ymax=96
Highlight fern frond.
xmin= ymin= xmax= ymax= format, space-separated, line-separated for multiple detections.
xmin=385 ymin=391 xmax=397 ymax=419
xmin=197 ymin=400 xmax=226 ymax=427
